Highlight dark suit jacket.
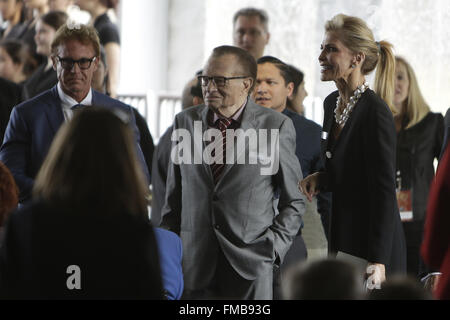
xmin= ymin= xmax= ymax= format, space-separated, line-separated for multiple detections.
xmin=282 ymin=108 xmax=332 ymax=238
xmin=132 ymin=107 xmax=154 ymax=180
xmin=0 ymin=86 xmax=149 ymax=202
xmin=0 ymin=200 xmax=163 ymax=299
xmin=321 ymin=90 xmax=406 ymax=274
xmin=396 ymin=112 xmax=444 ymax=222
xmin=0 ymin=78 xmax=22 ymax=144
xmin=151 ymin=125 xmax=173 ymax=226
xmin=21 ymin=63 xmax=57 ymax=101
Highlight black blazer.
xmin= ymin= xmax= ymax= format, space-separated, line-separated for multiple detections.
xmin=0 ymin=78 xmax=21 ymax=144
xmin=151 ymin=125 xmax=173 ymax=227
xmin=321 ymin=89 xmax=406 ymax=274
xmin=396 ymin=112 xmax=444 ymax=222
xmin=0 ymin=200 xmax=164 ymax=299
xmin=21 ymin=63 xmax=57 ymax=101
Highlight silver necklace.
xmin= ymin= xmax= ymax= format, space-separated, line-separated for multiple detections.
xmin=334 ymin=82 xmax=369 ymax=126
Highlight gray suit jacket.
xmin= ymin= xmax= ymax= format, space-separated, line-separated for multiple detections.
xmin=160 ymin=99 xmax=305 ymax=291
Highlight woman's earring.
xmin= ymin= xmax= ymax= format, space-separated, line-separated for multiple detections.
xmin=351 ymin=64 xmax=356 ymax=69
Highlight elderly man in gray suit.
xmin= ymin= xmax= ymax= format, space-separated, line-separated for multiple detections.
xmin=161 ymin=45 xmax=305 ymax=299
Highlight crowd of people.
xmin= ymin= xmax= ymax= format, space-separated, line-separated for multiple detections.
xmin=0 ymin=4 xmax=449 ymax=301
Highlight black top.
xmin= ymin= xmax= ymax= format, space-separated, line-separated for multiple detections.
xmin=21 ymin=63 xmax=57 ymax=101
xmin=132 ymin=107 xmax=154 ymax=178
xmin=151 ymin=126 xmax=173 ymax=227
xmin=0 ymin=200 xmax=164 ymax=299
xmin=396 ymin=112 xmax=444 ymax=221
xmin=0 ymin=78 xmax=21 ymax=144
xmin=322 ymin=89 xmax=406 ymax=274
xmin=94 ymin=13 xmax=120 ymax=45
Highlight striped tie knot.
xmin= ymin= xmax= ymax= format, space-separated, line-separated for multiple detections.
xmin=217 ymin=118 xmax=232 ymax=131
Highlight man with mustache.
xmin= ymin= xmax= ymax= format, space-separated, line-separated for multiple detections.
xmin=161 ymin=46 xmax=304 ymax=299
xmin=0 ymin=23 xmax=149 ymax=203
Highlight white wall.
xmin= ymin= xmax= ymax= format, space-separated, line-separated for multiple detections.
xmin=119 ymin=0 xmax=169 ymax=95
xmin=118 ymin=0 xmax=450 ymax=119
xmin=168 ymin=0 xmax=206 ymax=92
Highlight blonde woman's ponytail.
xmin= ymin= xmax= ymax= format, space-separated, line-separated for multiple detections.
xmin=374 ymin=41 xmax=397 ymax=114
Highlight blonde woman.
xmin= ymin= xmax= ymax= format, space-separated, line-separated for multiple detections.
xmin=300 ymin=14 xmax=406 ymax=288
xmin=394 ymin=56 xmax=444 ymax=279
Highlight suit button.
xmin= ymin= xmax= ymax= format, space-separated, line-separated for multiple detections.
xmin=214 ymin=224 xmax=220 ymax=230
xmin=326 ymin=151 xmax=332 ymax=159
xmin=212 ymin=195 xmax=219 ymax=201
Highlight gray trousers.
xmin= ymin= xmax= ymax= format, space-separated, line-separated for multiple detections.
xmin=183 ymin=249 xmax=273 ymax=300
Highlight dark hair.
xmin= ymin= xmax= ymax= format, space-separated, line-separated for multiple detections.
xmin=257 ymin=55 xmax=294 ymax=86
xmin=191 ymin=69 xmax=203 ymax=97
xmin=233 ymin=7 xmax=269 ymax=32
xmin=190 ymin=77 xmax=202 ymax=99
xmin=0 ymin=161 xmax=19 ymax=226
xmin=40 ymin=11 xmax=68 ymax=31
xmin=287 ymin=65 xmax=304 ymax=96
xmin=0 ymin=39 xmax=33 ymax=76
xmin=181 ymin=75 xmax=202 ymax=109
xmin=286 ymin=259 xmax=362 ymax=300
xmin=100 ymin=0 xmax=119 ymax=10
xmin=210 ymin=45 xmax=257 ymax=92
xmin=33 ymin=107 xmax=149 ymax=219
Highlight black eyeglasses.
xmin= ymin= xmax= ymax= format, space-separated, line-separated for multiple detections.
xmin=198 ymin=75 xmax=248 ymax=87
xmin=57 ymin=56 xmax=97 ymax=70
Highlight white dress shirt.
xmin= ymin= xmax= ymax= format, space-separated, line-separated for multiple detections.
xmin=57 ymin=82 xmax=93 ymax=121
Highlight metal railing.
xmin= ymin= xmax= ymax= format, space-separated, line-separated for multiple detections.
xmin=118 ymin=91 xmax=182 ymax=142
xmin=118 ymin=92 xmax=324 ymax=143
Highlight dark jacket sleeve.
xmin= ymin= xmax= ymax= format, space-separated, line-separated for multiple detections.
xmin=0 ymin=107 xmax=34 ymax=202
xmin=271 ymin=118 xmax=305 ymax=262
xmin=434 ymin=113 xmax=445 ymax=160
xmin=310 ymin=131 xmax=332 ymax=240
xmin=151 ymin=127 xmax=173 ymax=226
xmin=364 ymin=99 xmax=398 ymax=264
xmin=160 ymin=118 xmax=182 ymax=235
xmin=132 ymin=107 xmax=154 ymax=180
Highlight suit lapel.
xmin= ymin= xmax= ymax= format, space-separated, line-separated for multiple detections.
xmin=91 ymin=90 xmax=103 ymax=106
xmin=43 ymin=86 xmax=65 ymax=135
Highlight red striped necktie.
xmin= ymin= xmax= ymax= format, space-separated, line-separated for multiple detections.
xmin=211 ymin=118 xmax=233 ymax=183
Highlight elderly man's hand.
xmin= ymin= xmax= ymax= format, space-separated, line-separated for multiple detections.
xmin=299 ymin=172 xmax=321 ymax=202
